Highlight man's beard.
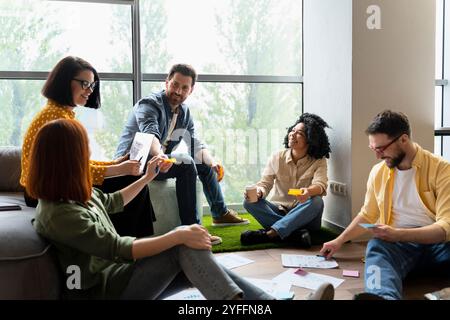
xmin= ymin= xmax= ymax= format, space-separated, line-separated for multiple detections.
xmin=168 ymin=93 xmax=182 ymax=105
xmin=383 ymin=151 xmax=406 ymax=168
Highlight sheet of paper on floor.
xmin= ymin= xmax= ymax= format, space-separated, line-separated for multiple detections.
xmin=164 ymin=288 xmax=205 ymax=300
xmin=244 ymin=277 xmax=293 ymax=299
xmin=281 ymin=254 xmax=339 ymax=269
xmin=215 ymin=253 xmax=255 ymax=269
xmin=272 ymin=268 xmax=344 ymax=290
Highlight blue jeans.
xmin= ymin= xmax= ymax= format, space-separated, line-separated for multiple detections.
xmin=243 ymin=196 xmax=324 ymax=239
xmin=155 ymin=153 xmax=227 ymax=223
xmin=364 ymin=238 xmax=450 ymax=299
xmin=120 ymin=245 xmax=274 ymax=300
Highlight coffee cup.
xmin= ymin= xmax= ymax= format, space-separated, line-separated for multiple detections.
xmin=245 ymin=185 xmax=258 ymax=203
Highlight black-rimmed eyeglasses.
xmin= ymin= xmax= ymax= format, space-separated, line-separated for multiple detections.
xmin=369 ymin=134 xmax=402 ymax=153
xmin=73 ymin=79 xmax=98 ymax=91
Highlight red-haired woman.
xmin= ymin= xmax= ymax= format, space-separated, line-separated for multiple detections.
xmin=29 ymin=119 xmax=272 ymax=300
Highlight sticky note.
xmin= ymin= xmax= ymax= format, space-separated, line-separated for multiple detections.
xmin=343 ymin=270 xmax=360 ymax=278
xmin=288 ymin=188 xmax=304 ymax=196
xmin=294 ymin=268 xmax=308 ymax=276
xmin=163 ymin=158 xmax=176 ymax=163
xmin=359 ymin=223 xmax=377 ymax=229
xmin=217 ymin=165 xmax=224 ymax=182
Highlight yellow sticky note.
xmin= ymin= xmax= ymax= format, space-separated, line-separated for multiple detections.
xmin=288 ymin=188 xmax=305 ymax=196
xmin=163 ymin=158 xmax=176 ymax=163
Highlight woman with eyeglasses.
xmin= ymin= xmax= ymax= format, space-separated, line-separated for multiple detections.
xmin=21 ymin=56 xmax=155 ymax=238
xmin=29 ymin=118 xmax=273 ymax=300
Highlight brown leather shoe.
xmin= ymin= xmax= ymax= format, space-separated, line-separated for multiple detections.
xmin=212 ymin=209 xmax=250 ymax=227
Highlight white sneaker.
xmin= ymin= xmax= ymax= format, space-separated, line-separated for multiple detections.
xmin=305 ymin=283 xmax=334 ymax=300
xmin=210 ymin=235 xmax=222 ymax=246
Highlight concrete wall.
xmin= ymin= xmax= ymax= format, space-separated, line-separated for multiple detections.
xmin=304 ymin=0 xmax=435 ymax=230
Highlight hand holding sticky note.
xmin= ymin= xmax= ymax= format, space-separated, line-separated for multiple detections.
xmin=288 ymin=188 xmax=305 ymax=196
xmin=163 ymin=158 xmax=176 ymax=163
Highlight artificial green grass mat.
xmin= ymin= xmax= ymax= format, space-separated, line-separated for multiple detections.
xmin=203 ymin=213 xmax=340 ymax=253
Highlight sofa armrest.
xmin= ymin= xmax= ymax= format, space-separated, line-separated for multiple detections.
xmin=0 ymin=147 xmax=23 ymax=192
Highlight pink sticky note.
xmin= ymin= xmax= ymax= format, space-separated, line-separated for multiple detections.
xmin=343 ymin=270 xmax=360 ymax=278
xmin=295 ymin=268 xmax=308 ymax=276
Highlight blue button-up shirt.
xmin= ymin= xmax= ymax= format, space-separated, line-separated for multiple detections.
xmin=115 ymin=90 xmax=205 ymax=158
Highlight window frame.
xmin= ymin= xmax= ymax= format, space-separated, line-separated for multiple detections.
xmin=0 ymin=0 xmax=304 ymax=206
xmin=436 ymin=0 xmax=449 ymax=154
xmin=0 ymin=0 xmax=303 ymax=105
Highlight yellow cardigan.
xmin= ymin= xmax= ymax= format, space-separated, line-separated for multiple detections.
xmin=20 ymin=100 xmax=112 ymax=187
xmin=358 ymin=143 xmax=450 ymax=241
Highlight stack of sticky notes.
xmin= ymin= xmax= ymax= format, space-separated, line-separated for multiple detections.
xmin=288 ymin=188 xmax=305 ymax=196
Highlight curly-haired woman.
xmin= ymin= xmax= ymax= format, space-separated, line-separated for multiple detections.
xmin=241 ymin=113 xmax=331 ymax=247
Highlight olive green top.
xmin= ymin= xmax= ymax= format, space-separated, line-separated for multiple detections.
xmin=34 ymin=188 xmax=136 ymax=299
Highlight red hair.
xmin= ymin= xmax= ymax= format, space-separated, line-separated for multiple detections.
xmin=26 ymin=119 xmax=92 ymax=203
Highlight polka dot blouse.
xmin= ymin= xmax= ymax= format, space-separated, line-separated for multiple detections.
xmin=20 ymin=100 xmax=113 ymax=187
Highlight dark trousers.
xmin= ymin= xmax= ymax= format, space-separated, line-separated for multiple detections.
xmin=155 ymin=154 xmax=227 ymax=225
xmin=155 ymin=161 xmax=199 ymax=225
xmin=99 ymin=175 xmax=155 ymax=238
xmin=25 ymin=176 xmax=155 ymax=238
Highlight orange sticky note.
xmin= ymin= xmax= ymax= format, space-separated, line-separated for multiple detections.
xmin=217 ymin=165 xmax=224 ymax=182
xmin=288 ymin=188 xmax=305 ymax=196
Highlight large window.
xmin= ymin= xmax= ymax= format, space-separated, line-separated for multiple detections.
xmin=0 ymin=0 xmax=303 ymax=205
xmin=0 ymin=0 xmax=133 ymax=161
xmin=435 ymin=0 xmax=450 ymax=160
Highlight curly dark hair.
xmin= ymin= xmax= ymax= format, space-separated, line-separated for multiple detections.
xmin=283 ymin=113 xmax=331 ymax=159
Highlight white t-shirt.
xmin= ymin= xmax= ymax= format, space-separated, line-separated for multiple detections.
xmin=391 ymin=168 xmax=435 ymax=228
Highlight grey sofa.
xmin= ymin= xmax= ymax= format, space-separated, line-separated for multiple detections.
xmin=0 ymin=146 xmax=202 ymax=299
xmin=0 ymin=147 xmax=61 ymax=299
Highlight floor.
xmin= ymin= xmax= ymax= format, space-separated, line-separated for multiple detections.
xmin=214 ymin=241 xmax=449 ymax=300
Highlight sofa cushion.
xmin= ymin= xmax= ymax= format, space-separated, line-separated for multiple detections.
xmin=0 ymin=211 xmax=48 ymax=258
xmin=0 ymin=147 xmax=23 ymax=192
xmin=0 ymin=210 xmax=61 ymax=299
